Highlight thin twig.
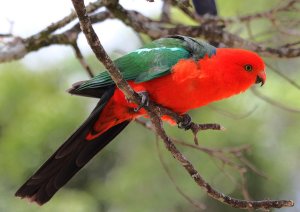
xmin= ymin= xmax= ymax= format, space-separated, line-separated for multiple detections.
xmin=35 ymin=0 xmax=105 ymax=36
xmin=156 ymin=138 xmax=206 ymax=210
xmin=161 ymin=0 xmax=171 ymax=22
xmin=266 ymin=63 xmax=300 ymax=90
xmin=72 ymin=43 xmax=94 ymax=78
xmin=238 ymin=156 xmax=268 ymax=179
xmin=251 ymin=87 xmax=300 ymax=113
xmin=175 ymin=0 xmax=299 ymax=25
xmin=190 ymin=123 xmax=225 ymax=145
xmin=208 ymin=105 xmax=258 ymax=120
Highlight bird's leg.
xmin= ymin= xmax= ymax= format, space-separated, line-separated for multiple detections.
xmin=177 ymin=113 xmax=192 ymax=130
xmin=134 ymin=91 xmax=150 ymax=112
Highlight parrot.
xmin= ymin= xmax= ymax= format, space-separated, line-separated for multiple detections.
xmin=15 ymin=35 xmax=266 ymax=205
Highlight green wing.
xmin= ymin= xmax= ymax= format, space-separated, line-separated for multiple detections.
xmin=74 ymin=35 xmax=216 ymax=92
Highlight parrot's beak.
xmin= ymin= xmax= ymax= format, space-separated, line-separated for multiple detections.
xmin=256 ymin=71 xmax=266 ymax=86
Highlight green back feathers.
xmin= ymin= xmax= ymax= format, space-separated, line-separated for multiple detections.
xmin=75 ymin=35 xmax=216 ymax=92
xmin=115 ymin=46 xmax=189 ymax=83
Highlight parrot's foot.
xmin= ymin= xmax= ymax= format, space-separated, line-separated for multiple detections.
xmin=134 ymin=91 xmax=150 ymax=112
xmin=178 ymin=114 xmax=192 ymax=130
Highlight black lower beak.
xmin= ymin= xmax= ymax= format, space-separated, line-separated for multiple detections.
xmin=256 ymin=75 xmax=265 ymax=86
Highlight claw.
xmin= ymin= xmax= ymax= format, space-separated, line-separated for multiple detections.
xmin=178 ymin=114 xmax=192 ymax=130
xmin=134 ymin=91 xmax=150 ymax=112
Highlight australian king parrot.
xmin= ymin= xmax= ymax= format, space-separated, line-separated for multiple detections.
xmin=15 ymin=35 xmax=266 ymax=205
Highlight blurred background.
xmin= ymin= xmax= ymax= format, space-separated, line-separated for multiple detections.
xmin=0 ymin=0 xmax=300 ymax=211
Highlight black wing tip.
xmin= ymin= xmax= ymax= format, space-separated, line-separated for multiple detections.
xmin=67 ymin=81 xmax=112 ymax=98
xmin=15 ymin=191 xmax=48 ymax=206
xmin=15 ymin=183 xmax=50 ymax=206
xmin=66 ymin=81 xmax=86 ymax=95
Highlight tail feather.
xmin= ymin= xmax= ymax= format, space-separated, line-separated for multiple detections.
xmin=15 ymin=86 xmax=130 ymax=205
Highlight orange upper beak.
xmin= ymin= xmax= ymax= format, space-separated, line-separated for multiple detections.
xmin=256 ymin=70 xmax=266 ymax=86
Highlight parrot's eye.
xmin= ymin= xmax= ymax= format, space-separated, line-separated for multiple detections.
xmin=244 ymin=64 xmax=253 ymax=72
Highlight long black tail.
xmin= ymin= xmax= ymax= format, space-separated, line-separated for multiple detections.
xmin=15 ymin=87 xmax=130 ymax=205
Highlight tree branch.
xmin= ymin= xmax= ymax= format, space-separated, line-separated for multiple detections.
xmin=70 ymin=0 xmax=295 ymax=209
xmin=147 ymin=107 xmax=294 ymax=210
xmin=107 ymin=2 xmax=300 ymax=58
xmin=38 ymin=0 xmax=105 ymax=36
xmin=1 ymin=0 xmax=300 ymax=63
xmin=0 ymin=7 xmax=110 ymax=63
